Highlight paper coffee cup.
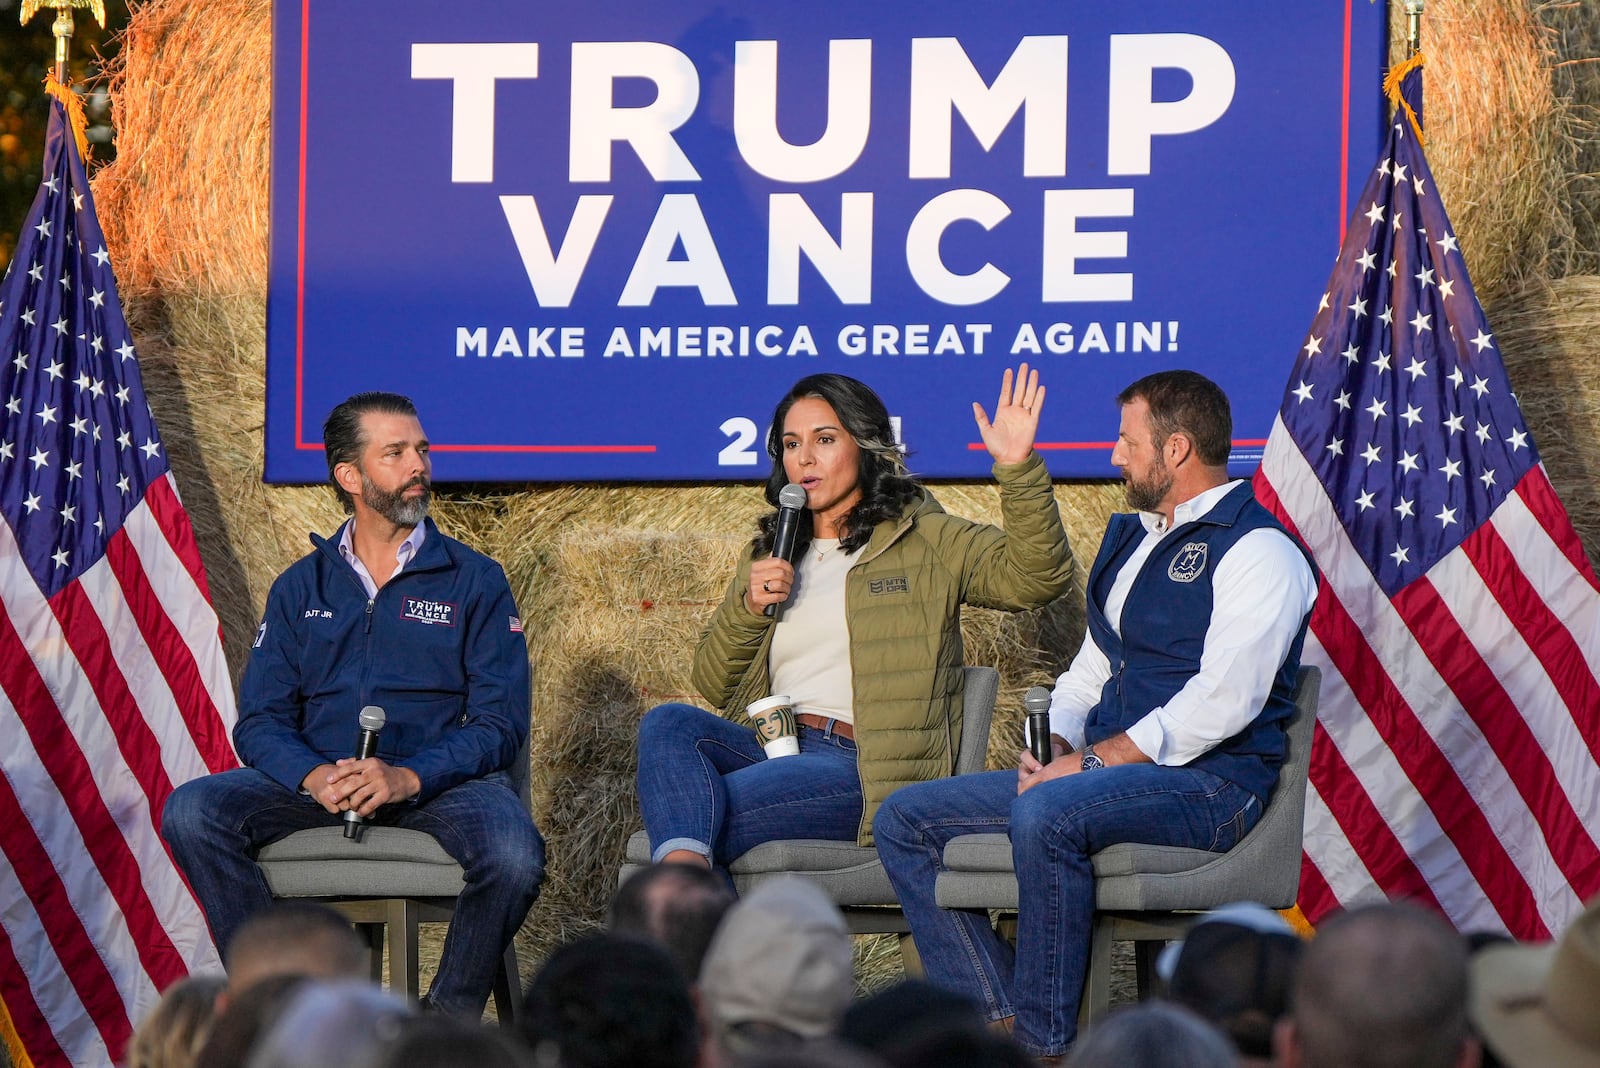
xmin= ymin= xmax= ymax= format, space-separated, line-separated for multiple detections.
xmin=747 ymin=694 xmax=799 ymax=758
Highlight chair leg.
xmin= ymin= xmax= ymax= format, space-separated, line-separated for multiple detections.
xmin=1077 ymin=916 xmax=1115 ymax=1035
xmin=358 ymin=922 xmax=386 ymax=983
xmin=387 ymin=899 xmax=421 ymax=1002
xmin=897 ymin=933 xmax=923 ymax=978
xmin=1133 ymin=940 xmax=1165 ymax=999
xmin=493 ymin=943 xmax=521 ymax=1027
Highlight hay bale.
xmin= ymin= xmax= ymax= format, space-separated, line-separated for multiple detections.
xmin=1490 ymin=275 xmax=1600 ymax=575
xmin=97 ymin=0 xmax=271 ymax=298
xmin=1407 ymin=0 xmax=1574 ymax=299
xmin=1541 ymin=0 xmax=1600 ymax=269
xmin=519 ymin=528 xmax=743 ymax=956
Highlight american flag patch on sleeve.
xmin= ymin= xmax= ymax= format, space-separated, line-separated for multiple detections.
xmin=509 ymin=616 xmax=523 ymax=633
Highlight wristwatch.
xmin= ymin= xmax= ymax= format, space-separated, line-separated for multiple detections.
xmin=1079 ymin=744 xmax=1105 ymax=772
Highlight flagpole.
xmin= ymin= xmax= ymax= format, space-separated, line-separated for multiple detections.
xmin=2 ymin=6 xmax=238 ymax=1063
xmin=1404 ymin=0 xmax=1424 ymax=58
xmin=19 ymin=0 xmax=107 ymax=85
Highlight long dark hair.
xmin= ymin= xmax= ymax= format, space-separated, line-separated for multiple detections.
xmin=753 ymin=374 xmax=920 ymax=556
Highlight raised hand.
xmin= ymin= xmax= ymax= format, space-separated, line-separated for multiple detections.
xmin=973 ymin=363 xmax=1044 ymax=466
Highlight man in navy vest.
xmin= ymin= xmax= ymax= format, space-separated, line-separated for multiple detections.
xmin=875 ymin=370 xmax=1317 ymax=1059
xmin=162 ymin=391 xmax=545 ymax=1017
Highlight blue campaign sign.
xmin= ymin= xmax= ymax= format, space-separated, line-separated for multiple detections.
xmin=266 ymin=1 xmax=1387 ymax=482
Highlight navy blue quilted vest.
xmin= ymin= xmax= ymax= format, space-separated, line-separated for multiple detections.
xmin=1084 ymin=483 xmax=1312 ymax=803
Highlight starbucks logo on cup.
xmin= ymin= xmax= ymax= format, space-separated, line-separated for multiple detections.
xmin=747 ymin=694 xmax=799 ymax=758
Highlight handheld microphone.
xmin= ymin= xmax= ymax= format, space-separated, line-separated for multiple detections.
xmin=343 ymin=705 xmax=386 ymax=840
xmin=764 ymin=483 xmax=809 ymax=619
xmin=1024 ymin=686 xmax=1053 ymax=766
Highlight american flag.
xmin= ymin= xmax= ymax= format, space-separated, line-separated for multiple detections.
xmin=0 ymin=87 xmax=237 ymax=1066
xmin=1255 ymin=60 xmax=1600 ymax=940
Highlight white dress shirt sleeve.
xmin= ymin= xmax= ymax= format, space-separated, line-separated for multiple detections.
xmin=1123 ymin=527 xmax=1317 ymax=765
xmin=1045 ymin=630 xmax=1111 ymax=751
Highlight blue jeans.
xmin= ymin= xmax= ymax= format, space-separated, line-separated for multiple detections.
xmin=874 ymin=764 xmax=1261 ymax=1056
xmin=161 ymin=767 xmax=544 ymax=1016
xmin=636 ymin=703 xmax=863 ymax=867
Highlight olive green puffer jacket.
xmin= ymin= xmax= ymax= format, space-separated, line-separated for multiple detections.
xmin=690 ymin=451 xmax=1074 ymax=845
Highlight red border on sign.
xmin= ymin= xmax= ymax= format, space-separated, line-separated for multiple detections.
xmin=292 ymin=1 xmax=1358 ymax=460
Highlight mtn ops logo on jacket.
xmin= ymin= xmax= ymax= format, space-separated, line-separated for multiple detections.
xmin=1168 ymin=542 xmax=1209 ymax=583
xmin=401 ymin=597 xmax=457 ymax=626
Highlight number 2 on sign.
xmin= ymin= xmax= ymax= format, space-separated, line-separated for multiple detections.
xmin=718 ymin=417 xmax=760 ymax=466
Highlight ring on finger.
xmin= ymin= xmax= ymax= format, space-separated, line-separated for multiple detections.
xmin=762 ymin=580 xmax=771 ymax=593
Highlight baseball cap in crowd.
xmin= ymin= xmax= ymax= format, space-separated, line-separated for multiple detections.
xmin=1157 ymin=901 xmax=1303 ymax=1060
xmin=1470 ymin=897 xmax=1600 ymax=1068
xmin=698 ymin=876 xmax=854 ymax=1052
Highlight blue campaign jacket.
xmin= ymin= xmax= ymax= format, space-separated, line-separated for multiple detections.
xmin=233 ymin=517 xmax=530 ymax=803
xmin=1084 ymin=483 xmax=1313 ymax=804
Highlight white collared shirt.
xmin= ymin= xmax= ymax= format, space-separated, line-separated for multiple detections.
xmin=1047 ymin=480 xmax=1317 ymax=765
xmin=338 ymin=521 xmax=426 ymax=599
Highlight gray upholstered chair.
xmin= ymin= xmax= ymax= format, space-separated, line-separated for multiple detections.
xmin=933 ymin=665 xmax=1320 ymax=1029
xmin=254 ymin=732 xmax=531 ymax=1023
xmin=621 ymin=664 xmax=1001 ymax=936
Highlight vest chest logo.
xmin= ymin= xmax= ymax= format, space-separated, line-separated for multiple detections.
xmin=1168 ymin=542 xmax=1209 ymax=583
xmin=401 ymin=597 xmax=457 ymax=626
xmin=869 ymin=576 xmax=910 ymax=596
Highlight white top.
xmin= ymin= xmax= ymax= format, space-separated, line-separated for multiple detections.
xmin=769 ymin=538 xmax=862 ymax=724
xmin=337 ymin=520 xmax=425 ymax=600
xmin=1048 ymin=480 xmax=1318 ymax=765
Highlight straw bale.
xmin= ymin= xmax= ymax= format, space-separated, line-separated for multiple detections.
xmin=1404 ymin=0 xmax=1576 ymax=298
xmin=518 ymin=528 xmax=741 ymax=954
xmin=1489 ymin=275 xmax=1600 ymax=574
xmin=853 ymin=934 xmax=912 ymax=996
xmin=96 ymin=0 xmax=271 ymax=298
xmin=1541 ymin=0 xmax=1600 ymax=267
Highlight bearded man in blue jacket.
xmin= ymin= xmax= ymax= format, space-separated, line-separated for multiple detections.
xmin=875 ymin=371 xmax=1318 ymax=1060
xmin=162 ymin=391 xmax=544 ymax=1016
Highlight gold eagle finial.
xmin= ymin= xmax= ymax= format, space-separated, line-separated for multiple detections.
xmin=20 ymin=0 xmax=106 ymax=84
xmin=21 ymin=0 xmax=106 ymax=29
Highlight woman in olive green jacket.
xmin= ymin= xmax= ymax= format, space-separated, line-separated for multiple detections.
xmin=636 ymin=366 xmax=1073 ymax=870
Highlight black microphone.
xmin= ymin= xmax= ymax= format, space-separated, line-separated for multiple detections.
xmin=764 ymin=483 xmax=808 ymax=619
xmin=343 ymin=705 xmax=386 ymax=840
xmin=1024 ymin=686 xmax=1053 ymax=766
